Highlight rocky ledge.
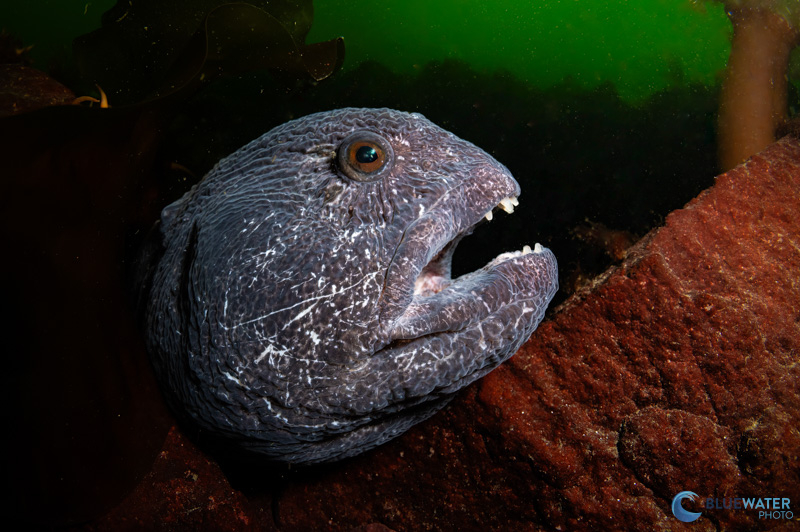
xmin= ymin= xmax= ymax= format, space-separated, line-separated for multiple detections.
xmin=94 ymin=131 xmax=800 ymax=531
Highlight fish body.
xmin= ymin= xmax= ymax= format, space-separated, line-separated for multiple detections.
xmin=140 ymin=108 xmax=558 ymax=464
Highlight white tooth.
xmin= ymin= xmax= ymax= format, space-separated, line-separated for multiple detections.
xmin=534 ymin=243 xmax=544 ymax=253
xmin=484 ymin=210 xmax=494 ymax=221
xmin=522 ymin=245 xmax=532 ymax=254
xmin=499 ymin=197 xmax=515 ymax=213
xmin=510 ymin=196 xmax=519 ymax=206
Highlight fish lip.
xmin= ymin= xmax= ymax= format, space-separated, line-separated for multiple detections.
xmin=386 ymin=244 xmax=558 ymax=344
xmin=378 ymin=166 xmax=524 ymax=331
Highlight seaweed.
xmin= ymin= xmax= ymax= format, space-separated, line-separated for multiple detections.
xmin=73 ymin=0 xmax=344 ymax=105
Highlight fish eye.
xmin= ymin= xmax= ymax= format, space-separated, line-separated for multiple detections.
xmin=356 ymin=145 xmax=378 ymax=164
xmin=337 ymin=131 xmax=393 ymax=182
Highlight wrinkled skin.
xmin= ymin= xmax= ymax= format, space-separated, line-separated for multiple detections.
xmin=140 ymin=108 xmax=558 ymax=464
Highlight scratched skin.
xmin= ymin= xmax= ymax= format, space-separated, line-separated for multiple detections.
xmin=139 ymin=108 xmax=558 ymax=464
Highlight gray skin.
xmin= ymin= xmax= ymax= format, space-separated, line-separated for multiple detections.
xmin=140 ymin=108 xmax=558 ymax=465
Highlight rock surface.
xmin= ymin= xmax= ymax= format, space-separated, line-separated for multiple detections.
xmin=91 ymin=132 xmax=800 ymax=531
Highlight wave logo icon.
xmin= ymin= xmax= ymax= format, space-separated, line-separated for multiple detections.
xmin=672 ymin=491 xmax=702 ymax=522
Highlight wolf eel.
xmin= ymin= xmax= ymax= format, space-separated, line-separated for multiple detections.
xmin=139 ymin=108 xmax=558 ymax=464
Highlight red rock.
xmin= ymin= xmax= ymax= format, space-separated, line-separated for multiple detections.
xmin=84 ymin=428 xmax=274 ymax=532
xmin=90 ymin=131 xmax=799 ymax=531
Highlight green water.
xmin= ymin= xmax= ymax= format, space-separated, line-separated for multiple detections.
xmin=307 ymin=0 xmax=733 ymax=102
xmin=1 ymin=0 xmax=736 ymax=103
xmin=0 ymin=1 xmax=112 ymax=65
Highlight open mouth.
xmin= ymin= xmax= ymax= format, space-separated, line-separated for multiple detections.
xmin=379 ymin=177 xmax=558 ymax=347
xmin=412 ymin=195 xmax=525 ymax=298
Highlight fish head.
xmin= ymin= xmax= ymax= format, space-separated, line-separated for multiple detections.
xmin=144 ymin=108 xmax=558 ymax=463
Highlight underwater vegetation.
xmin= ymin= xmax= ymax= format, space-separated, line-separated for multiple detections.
xmin=72 ymin=0 xmax=343 ymax=105
xmin=714 ymin=0 xmax=800 ymax=169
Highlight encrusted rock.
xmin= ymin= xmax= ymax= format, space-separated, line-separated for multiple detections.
xmin=96 ymin=131 xmax=800 ymax=531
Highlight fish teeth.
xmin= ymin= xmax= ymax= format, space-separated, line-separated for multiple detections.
xmin=522 ymin=245 xmax=532 ymax=255
xmin=485 ymin=197 xmax=518 ymax=221
xmin=498 ymin=196 xmax=518 ymax=214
